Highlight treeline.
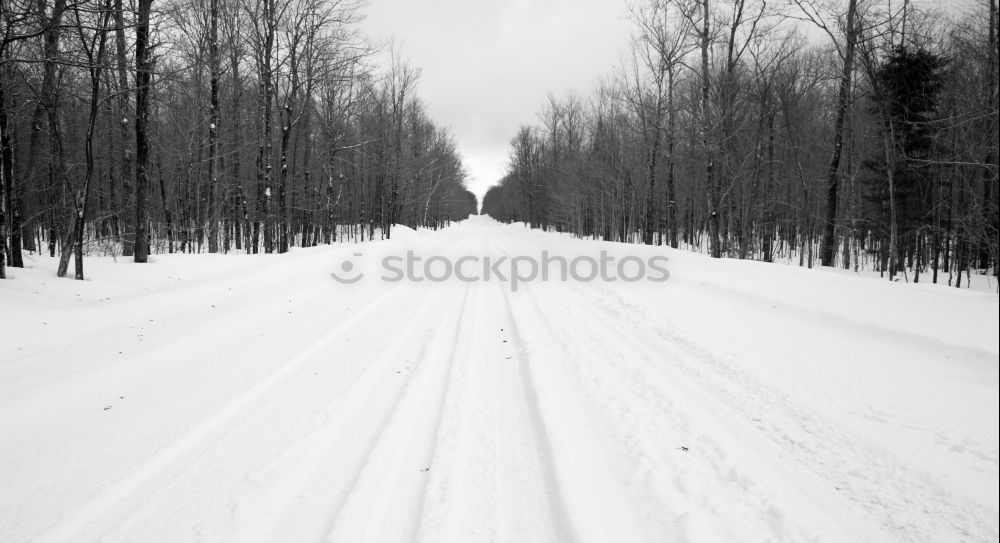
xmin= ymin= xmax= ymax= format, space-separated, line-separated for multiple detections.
xmin=0 ymin=0 xmax=477 ymax=280
xmin=482 ymin=0 xmax=998 ymax=285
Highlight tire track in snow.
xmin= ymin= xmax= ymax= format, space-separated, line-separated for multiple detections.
xmin=491 ymin=232 xmax=861 ymax=541
xmin=220 ymin=230 xmax=480 ymax=543
xmin=220 ymin=236 xmax=479 ymax=543
xmin=487 ymin=233 xmax=652 ymax=543
xmin=3 ymin=270 xmax=414 ymax=543
xmin=515 ymin=276 xmax=857 ymax=541
xmin=556 ymin=279 xmax=999 ymax=542
xmin=99 ymin=284 xmax=442 ymax=543
xmin=18 ymin=230 xmax=476 ymax=543
xmin=322 ymin=282 xmax=472 ymax=542
xmin=209 ymin=287 xmax=462 ymax=543
xmin=417 ymin=240 xmax=570 ymax=542
xmin=31 ymin=281 xmax=412 ymax=543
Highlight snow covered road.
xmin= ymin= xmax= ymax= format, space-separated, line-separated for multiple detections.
xmin=2 ymin=216 xmax=998 ymax=542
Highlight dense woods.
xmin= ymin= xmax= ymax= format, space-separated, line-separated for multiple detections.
xmin=482 ymin=0 xmax=998 ymax=284
xmin=0 ymin=0 xmax=476 ymax=279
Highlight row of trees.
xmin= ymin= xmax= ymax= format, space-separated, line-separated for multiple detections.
xmin=482 ymin=0 xmax=998 ymax=285
xmin=0 ymin=0 xmax=477 ymax=279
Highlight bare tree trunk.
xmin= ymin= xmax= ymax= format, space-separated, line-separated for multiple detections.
xmin=642 ymin=83 xmax=663 ymax=246
xmin=58 ymin=2 xmax=110 ymax=279
xmin=207 ymin=0 xmax=220 ymax=253
xmin=3 ymin=66 xmax=23 ymax=269
xmin=31 ymin=0 xmax=69 ymax=263
xmin=277 ymin=40 xmax=297 ymax=254
xmin=666 ymin=66 xmax=678 ymax=248
xmin=114 ymin=0 xmax=134 ymax=256
xmin=301 ymin=74 xmax=314 ymax=247
xmin=700 ymin=0 xmax=719 ymax=258
xmin=253 ymin=0 xmax=276 ymax=254
xmin=0 ymin=65 xmax=12 ymax=279
xmin=228 ymin=22 xmax=245 ymax=252
xmin=820 ymin=0 xmax=859 ymax=266
xmin=762 ymin=112 xmax=776 ymax=262
xmin=885 ymin=134 xmax=899 ymax=279
xmin=133 ymin=0 xmax=153 ymax=262
xmin=16 ymin=0 xmax=60 ymax=269
xmin=47 ymin=0 xmax=69 ymax=262
xmin=986 ymin=0 xmax=999 ymax=277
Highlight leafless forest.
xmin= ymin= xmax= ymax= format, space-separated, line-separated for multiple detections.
xmin=0 ymin=0 xmax=477 ymax=280
xmin=482 ymin=0 xmax=998 ymax=285
xmin=0 ymin=0 xmax=997 ymax=284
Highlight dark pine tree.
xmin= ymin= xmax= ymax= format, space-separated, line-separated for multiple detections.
xmin=860 ymin=46 xmax=946 ymax=274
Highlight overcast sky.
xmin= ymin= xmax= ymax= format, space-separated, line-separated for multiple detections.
xmin=360 ymin=0 xmax=978 ymax=203
xmin=361 ymin=0 xmax=634 ymax=202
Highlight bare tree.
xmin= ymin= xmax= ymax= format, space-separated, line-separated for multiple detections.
xmin=794 ymin=0 xmax=863 ymax=267
xmin=58 ymin=0 xmax=112 ymax=278
xmin=133 ymin=0 xmax=153 ymax=262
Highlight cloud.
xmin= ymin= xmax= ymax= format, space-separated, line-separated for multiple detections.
xmin=362 ymin=0 xmax=632 ymax=201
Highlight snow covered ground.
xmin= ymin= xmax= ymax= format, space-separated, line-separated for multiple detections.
xmin=1 ymin=216 xmax=997 ymax=543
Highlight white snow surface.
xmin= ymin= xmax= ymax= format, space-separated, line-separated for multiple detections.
xmin=1 ymin=216 xmax=997 ymax=543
